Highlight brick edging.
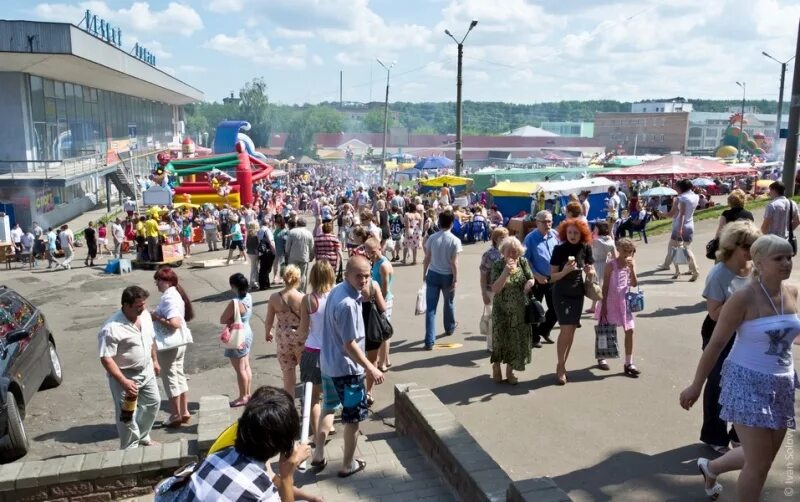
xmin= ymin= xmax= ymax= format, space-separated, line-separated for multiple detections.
xmin=394 ymin=383 xmax=571 ymax=502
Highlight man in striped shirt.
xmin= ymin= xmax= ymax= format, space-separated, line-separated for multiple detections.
xmin=314 ymin=221 xmax=342 ymax=271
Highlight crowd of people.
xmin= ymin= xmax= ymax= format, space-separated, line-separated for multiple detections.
xmin=81 ymin=164 xmax=800 ymax=500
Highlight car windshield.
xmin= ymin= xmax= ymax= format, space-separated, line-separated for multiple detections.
xmin=0 ymin=292 xmax=35 ymax=337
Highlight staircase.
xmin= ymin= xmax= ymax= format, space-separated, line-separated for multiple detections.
xmin=107 ymin=161 xmax=137 ymax=199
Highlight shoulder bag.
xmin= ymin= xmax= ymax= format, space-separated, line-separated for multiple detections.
xmin=789 ymin=201 xmax=797 ymax=256
xmin=154 ymin=316 xmax=193 ymax=352
xmin=219 ymin=299 xmax=246 ymax=349
xmin=365 ymin=284 xmax=394 ymax=344
xmin=625 ymin=286 xmax=645 ymax=313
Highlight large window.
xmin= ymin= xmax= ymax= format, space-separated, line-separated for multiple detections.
xmin=28 ymin=75 xmax=176 ymax=161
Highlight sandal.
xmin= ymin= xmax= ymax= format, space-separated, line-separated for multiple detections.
xmin=229 ymin=396 xmax=250 ymax=408
xmin=181 ymin=414 xmax=192 ymax=424
xmin=310 ymin=457 xmax=327 ymax=471
xmin=163 ymin=415 xmax=183 ymax=428
xmin=366 ymin=394 xmax=374 ymax=407
xmin=697 ymin=458 xmax=723 ymax=500
xmin=671 ymin=273 xmax=680 ymax=280
xmin=378 ymin=365 xmax=389 ymax=372
xmin=624 ymin=364 xmax=641 ymax=378
xmin=492 ymin=363 xmax=503 ymax=383
xmin=338 ymin=458 xmax=367 ymax=478
xmin=597 ymin=360 xmax=610 ymax=371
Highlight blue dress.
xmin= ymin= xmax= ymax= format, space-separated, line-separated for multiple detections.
xmin=224 ymin=294 xmax=253 ymax=358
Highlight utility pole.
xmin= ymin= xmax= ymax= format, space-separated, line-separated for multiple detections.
xmin=445 ymin=20 xmax=478 ymax=176
xmin=762 ymin=51 xmax=795 ymax=154
xmin=339 ymin=70 xmax=343 ymax=108
xmin=736 ymin=81 xmax=746 ymax=162
xmin=377 ymin=58 xmax=395 ymax=187
xmin=782 ymin=18 xmax=800 ymax=196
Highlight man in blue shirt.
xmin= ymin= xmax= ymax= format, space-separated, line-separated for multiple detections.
xmin=522 ymin=210 xmax=559 ymax=347
xmin=320 ymin=255 xmax=384 ymax=478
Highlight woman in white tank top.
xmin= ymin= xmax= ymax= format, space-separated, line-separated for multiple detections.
xmin=680 ymin=234 xmax=800 ymax=500
xmin=295 ymin=261 xmax=335 ymax=469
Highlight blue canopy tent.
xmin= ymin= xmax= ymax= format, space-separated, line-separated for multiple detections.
xmin=392 ymin=167 xmax=422 ymax=184
xmin=414 ymin=156 xmax=454 ymax=170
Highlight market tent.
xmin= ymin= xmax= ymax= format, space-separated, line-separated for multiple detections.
xmin=487 ymin=181 xmax=539 ymax=217
xmin=296 ymin=155 xmax=320 ymax=166
xmin=600 ymin=154 xmax=757 ymax=180
xmin=414 ymin=156 xmax=454 ymax=170
xmin=420 ymin=175 xmax=473 ymax=188
xmin=537 ymin=177 xmax=617 ymax=221
xmin=472 ymin=167 xmax=608 ymax=192
xmin=487 ymin=181 xmax=539 ymax=197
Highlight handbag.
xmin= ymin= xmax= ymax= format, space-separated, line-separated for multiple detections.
xmin=625 ymin=287 xmax=644 ymax=313
xmin=705 ymin=237 xmax=719 ymax=260
xmin=154 ymin=318 xmax=193 ymax=352
xmin=219 ymin=298 xmax=246 ymax=349
xmin=671 ymin=244 xmax=689 ymax=265
xmin=335 ymin=258 xmax=344 ymax=284
xmin=584 ymin=270 xmax=603 ymax=301
xmin=524 ymin=296 xmax=546 ymax=325
xmin=789 ymin=202 xmax=797 ymax=256
xmin=365 ymin=301 xmax=393 ymax=344
xmin=480 ymin=305 xmax=493 ymax=352
xmin=594 ymin=320 xmax=620 ymax=359
xmin=415 ymin=285 xmax=426 ymax=315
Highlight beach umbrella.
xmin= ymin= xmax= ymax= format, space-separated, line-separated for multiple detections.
xmin=641 ymin=187 xmax=677 ymax=197
xmin=414 ymin=156 xmax=454 ymax=170
xmin=692 ymin=178 xmax=716 ymax=187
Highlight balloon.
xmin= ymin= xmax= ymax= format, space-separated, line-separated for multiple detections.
xmin=716 ymin=145 xmax=738 ymax=158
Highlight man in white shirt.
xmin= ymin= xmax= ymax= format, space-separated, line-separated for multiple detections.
xmin=111 ymin=218 xmax=126 ymax=259
xmin=284 ymin=218 xmax=315 ymax=292
xmin=98 ymin=286 xmax=161 ymax=449
xmin=762 ymin=181 xmax=800 ymax=241
xmin=58 ymin=224 xmax=75 ymax=270
xmin=604 ymin=186 xmax=621 ymax=223
xmin=9 ymin=223 xmax=22 ymax=255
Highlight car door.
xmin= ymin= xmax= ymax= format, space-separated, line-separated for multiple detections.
xmin=0 ymin=292 xmax=40 ymax=406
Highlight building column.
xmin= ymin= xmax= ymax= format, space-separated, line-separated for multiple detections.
xmin=105 ymin=175 xmax=111 ymax=213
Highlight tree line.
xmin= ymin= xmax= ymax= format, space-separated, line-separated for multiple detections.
xmin=184 ymin=79 xmax=785 ymax=158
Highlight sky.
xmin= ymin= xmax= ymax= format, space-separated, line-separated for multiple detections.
xmin=14 ymin=0 xmax=800 ymax=107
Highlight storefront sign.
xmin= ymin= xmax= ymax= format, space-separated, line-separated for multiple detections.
xmin=35 ymin=189 xmax=55 ymax=214
xmin=133 ymin=43 xmax=157 ymax=66
xmin=83 ymin=10 xmax=122 ymax=47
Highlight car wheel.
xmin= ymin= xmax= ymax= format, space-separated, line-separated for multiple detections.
xmin=41 ymin=341 xmax=63 ymax=389
xmin=0 ymin=394 xmax=28 ymax=463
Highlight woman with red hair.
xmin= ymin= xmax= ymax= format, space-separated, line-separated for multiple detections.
xmin=550 ymin=218 xmax=595 ymax=385
xmin=151 ymin=265 xmax=195 ymax=427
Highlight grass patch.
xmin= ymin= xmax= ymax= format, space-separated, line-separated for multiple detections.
xmin=644 ymin=195 xmax=800 ymax=237
xmin=74 ymin=208 xmax=123 ymax=241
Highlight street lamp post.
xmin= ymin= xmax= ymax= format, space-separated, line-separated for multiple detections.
xmin=735 ymin=81 xmax=746 ymax=162
xmin=377 ymin=58 xmax=395 ymax=187
xmin=445 ymin=20 xmax=478 ymax=177
xmin=762 ymin=51 xmax=795 ymax=152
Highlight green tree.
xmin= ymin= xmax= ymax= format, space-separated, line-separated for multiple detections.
xmin=239 ymin=77 xmax=271 ymax=147
xmin=363 ymin=108 xmax=394 ymax=133
xmin=283 ymin=106 xmax=343 ymax=158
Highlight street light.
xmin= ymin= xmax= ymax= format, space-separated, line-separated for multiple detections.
xmin=376 ymin=58 xmax=395 ymax=187
xmin=762 ymin=51 xmax=795 ymax=151
xmin=735 ymin=81 xmax=746 ymax=162
xmin=444 ymin=19 xmax=478 ymax=176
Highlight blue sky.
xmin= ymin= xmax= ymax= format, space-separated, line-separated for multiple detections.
xmin=16 ymin=0 xmax=799 ymax=106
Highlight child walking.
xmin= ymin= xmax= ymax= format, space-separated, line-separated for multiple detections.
xmin=594 ymin=238 xmax=641 ymax=377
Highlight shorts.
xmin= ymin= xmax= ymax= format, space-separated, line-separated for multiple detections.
xmin=365 ymin=336 xmax=383 ymax=352
xmin=229 ymin=240 xmax=244 ymax=251
xmin=321 ymin=375 xmax=343 ymax=414
xmin=330 ymin=374 xmax=368 ymax=423
xmin=299 ymin=349 xmax=321 ymax=385
xmin=223 ymin=332 xmax=252 ymax=359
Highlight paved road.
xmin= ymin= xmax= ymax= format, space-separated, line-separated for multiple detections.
xmin=5 ymin=206 xmax=800 ymax=500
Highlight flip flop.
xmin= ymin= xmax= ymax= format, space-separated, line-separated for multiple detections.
xmin=338 ymin=458 xmax=367 ymax=478
xmin=310 ymin=458 xmax=327 ymax=471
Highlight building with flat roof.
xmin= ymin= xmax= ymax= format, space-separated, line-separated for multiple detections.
xmin=593 ymin=112 xmax=690 ymax=154
xmin=540 ymin=122 xmax=594 ymax=138
xmin=631 ymin=99 xmax=693 ymax=113
xmin=0 ymin=18 xmax=203 ymax=229
xmin=687 ymin=111 xmax=788 ymax=155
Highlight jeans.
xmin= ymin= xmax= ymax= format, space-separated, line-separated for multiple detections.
xmin=424 ymin=270 xmax=455 ymax=347
xmin=61 ymin=247 xmax=74 ymax=268
xmin=108 ymin=367 xmax=160 ymax=449
xmin=291 ymin=261 xmax=310 ymax=293
xmin=700 ymin=315 xmax=739 ymax=447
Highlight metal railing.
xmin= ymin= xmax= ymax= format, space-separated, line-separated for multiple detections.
xmin=0 ymin=148 xmax=161 ymax=181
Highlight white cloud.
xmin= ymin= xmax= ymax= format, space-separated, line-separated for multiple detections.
xmin=274 ymin=27 xmax=313 ymax=39
xmin=204 ymin=31 xmax=309 ymax=69
xmin=311 ymin=54 xmax=324 ymax=66
xmin=33 ymin=1 xmax=204 ymax=37
xmin=205 ymin=0 xmax=245 ymax=13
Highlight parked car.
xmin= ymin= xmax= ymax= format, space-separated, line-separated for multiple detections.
xmin=0 ymin=286 xmax=62 ymax=462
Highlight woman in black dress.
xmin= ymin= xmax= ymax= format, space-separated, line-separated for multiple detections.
xmin=550 ymin=217 xmax=595 ymax=385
